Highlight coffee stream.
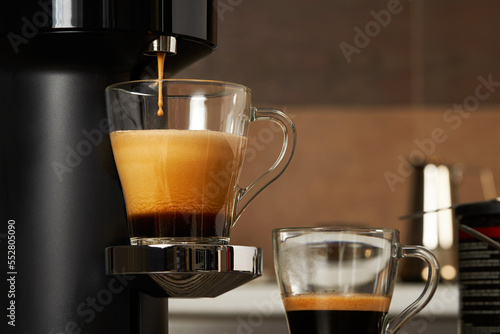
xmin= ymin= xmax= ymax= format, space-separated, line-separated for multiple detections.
xmin=157 ymin=52 xmax=166 ymax=116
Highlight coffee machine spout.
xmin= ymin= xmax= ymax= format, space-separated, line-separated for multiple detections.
xmin=145 ymin=36 xmax=178 ymax=55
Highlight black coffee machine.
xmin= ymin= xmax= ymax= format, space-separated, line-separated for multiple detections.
xmin=0 ymin=2 xmax=262 ymax=333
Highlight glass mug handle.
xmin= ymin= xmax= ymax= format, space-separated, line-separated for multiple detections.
xmin=384 ymin=245 xmax=440 ymax=334
xmin=232 ymin=107 xmax=297 ymax=226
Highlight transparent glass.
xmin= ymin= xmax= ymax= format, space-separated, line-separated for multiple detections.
xmin=106 ymin=79 xmax=296 ymax=245
xmin=273 ymin=227 xmax=439 ymax=334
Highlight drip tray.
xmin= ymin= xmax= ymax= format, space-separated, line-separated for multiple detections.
xmin=105 ymin=244 xmax=262 ymax=298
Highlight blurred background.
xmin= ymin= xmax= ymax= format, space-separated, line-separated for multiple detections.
xmin=173 ymin=0 xmax=500 ymax=275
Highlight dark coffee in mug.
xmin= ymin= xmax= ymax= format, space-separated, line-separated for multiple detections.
xmin=283 ymin=294 xmax=391 ymax=334
xmin=274 ymin=228 xmax=439 ymax=334
xmin=110 ymin=129 xmax=247 ymax=244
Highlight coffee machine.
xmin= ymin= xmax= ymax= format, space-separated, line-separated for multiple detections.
xmin=0 ymin=1 xmax=262 ymax=333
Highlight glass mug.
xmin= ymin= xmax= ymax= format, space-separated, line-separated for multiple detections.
xmin=273 ymin=227 xmax=440 ymax=334
xmin=106 ymin=79 xmax=296 ymax=245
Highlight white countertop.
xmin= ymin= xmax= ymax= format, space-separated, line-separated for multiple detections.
xmin=168 ymin=279 xmax=459 ymax=319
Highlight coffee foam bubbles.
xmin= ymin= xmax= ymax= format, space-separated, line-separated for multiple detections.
xmin=110 ymin=129 xmax=247 ymax=216
xmin=284 ymin=294 xmax=391 ymax=312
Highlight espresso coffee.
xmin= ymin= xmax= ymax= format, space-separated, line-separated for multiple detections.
xmin=110 ymin=129 xmax=247 ymax=244
xmin=156 ymin=52 xmax=166 ymax=116
xmin=284 ymin=294 xmax=390 ymax=334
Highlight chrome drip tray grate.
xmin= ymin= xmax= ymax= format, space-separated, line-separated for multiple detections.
xmin=105 ymin=244 xmax=262 ymax=298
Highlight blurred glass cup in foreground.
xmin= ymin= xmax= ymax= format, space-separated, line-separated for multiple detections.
xmin=273 ymin=227 xmax=440 ymax=334
xmin=106 ymin=79 xmax=296 ymax=245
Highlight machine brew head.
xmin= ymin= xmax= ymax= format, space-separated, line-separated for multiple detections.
xmin=0 ymin=0 xmax=216 ymax=75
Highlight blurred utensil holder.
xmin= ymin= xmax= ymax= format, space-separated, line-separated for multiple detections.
xmin=400 ymin=160 xmax=497 ymax=282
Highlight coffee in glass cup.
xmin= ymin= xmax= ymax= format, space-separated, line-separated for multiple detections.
xmin=106 ymin=79 xmax=296 ymax=245
xmin=273 ymin=227 xmax=440 ymax=334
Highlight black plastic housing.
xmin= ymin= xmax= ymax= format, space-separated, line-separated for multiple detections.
xmin=0 ymin=1 xmax=216 ymax=333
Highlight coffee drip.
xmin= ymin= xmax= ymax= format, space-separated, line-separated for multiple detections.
xmin=157 ymin=52 xmax=166 ymax=116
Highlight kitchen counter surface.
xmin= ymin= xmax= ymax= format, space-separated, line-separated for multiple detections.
xmin=168 ymin=279 xmax=459 ymax=318
xmin=168 ymin=279 xmax=459 ymax=334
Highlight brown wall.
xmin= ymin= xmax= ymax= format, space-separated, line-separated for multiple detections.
xmin=171 ymin=1 xmax=500 ymax=273
xmin=230 ymin=106 xmax=500 ymax=273
xmin=175 ymin=0 xmax=500 ymax=106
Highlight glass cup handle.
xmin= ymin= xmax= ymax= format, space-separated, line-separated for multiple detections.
xmin=233 ymin=107 xmax=297 ymax=226
xmin=384 ymin=246 xmax=440 ymax=334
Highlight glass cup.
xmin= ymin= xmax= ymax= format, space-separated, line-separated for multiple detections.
xmin=106 ymin=79 xmax=296 ymax=245
xmin=273 ymin=227 xmax=440 ymax=334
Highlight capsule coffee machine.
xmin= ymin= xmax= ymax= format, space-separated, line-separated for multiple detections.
xmin=0 ymin=1 xmax=263 ymax=333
